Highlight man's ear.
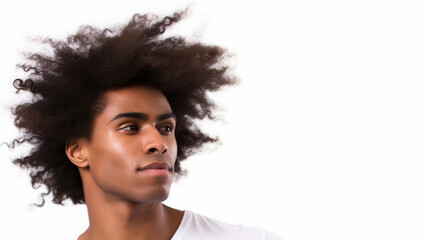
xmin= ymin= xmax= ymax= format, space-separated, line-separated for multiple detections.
xmin=65 ymin=139 xmax=89 ymax=168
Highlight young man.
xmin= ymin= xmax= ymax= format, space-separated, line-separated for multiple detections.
xmin=10 ymin=11 xmax=284 ymax=240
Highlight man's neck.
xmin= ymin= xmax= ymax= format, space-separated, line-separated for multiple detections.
xmin=79 ymin=202 xmax=181 ymax=240
xmin=77 ymin=171 xmax=184 ymax=240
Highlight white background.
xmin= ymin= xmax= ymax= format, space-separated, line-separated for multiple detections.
xmin=1 ymin=0 xmax=429 ymax=239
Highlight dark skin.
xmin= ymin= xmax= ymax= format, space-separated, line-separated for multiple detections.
xmin=66 ymin=85 xmax=184 ymax=240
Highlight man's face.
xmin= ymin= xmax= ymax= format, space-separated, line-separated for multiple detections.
xmin=82 ymin=85 xmax=177 ymax=203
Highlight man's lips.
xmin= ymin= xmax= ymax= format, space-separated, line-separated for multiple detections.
xmin=137 ymin=162 xmax=171 ymax=171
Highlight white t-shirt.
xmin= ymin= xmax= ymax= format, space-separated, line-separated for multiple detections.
xmin=171 ymin=210 xmax=285 ymax=240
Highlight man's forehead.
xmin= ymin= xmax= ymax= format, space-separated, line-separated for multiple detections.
xmin=96 ymin=85 xmax=173 ymax=120
xmin=105 ymin=85 xmax=166 ymax=100
xmin=103 ymin=86 xmax=171 ymax=108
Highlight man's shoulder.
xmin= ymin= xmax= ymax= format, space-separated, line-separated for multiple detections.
xmin=173 ymin=210 xmax=284 ymax=240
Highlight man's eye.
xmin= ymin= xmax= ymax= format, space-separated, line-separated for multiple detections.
xmin=120 ymin=125 xmax=138 ymax=132
xmin=159 ymin=125 xmax=173 ymax=134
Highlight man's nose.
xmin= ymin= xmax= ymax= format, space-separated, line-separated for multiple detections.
xmin=142 ymin=126 xmax=168 ymax=155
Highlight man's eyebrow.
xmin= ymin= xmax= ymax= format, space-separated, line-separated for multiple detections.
xmin=157 ymin=113 xmax=177 ymax=122
xmin=110 ymin=112 xmax=148 ymax=122
xmin=109 ymin=112 xmax=176 ymax=122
